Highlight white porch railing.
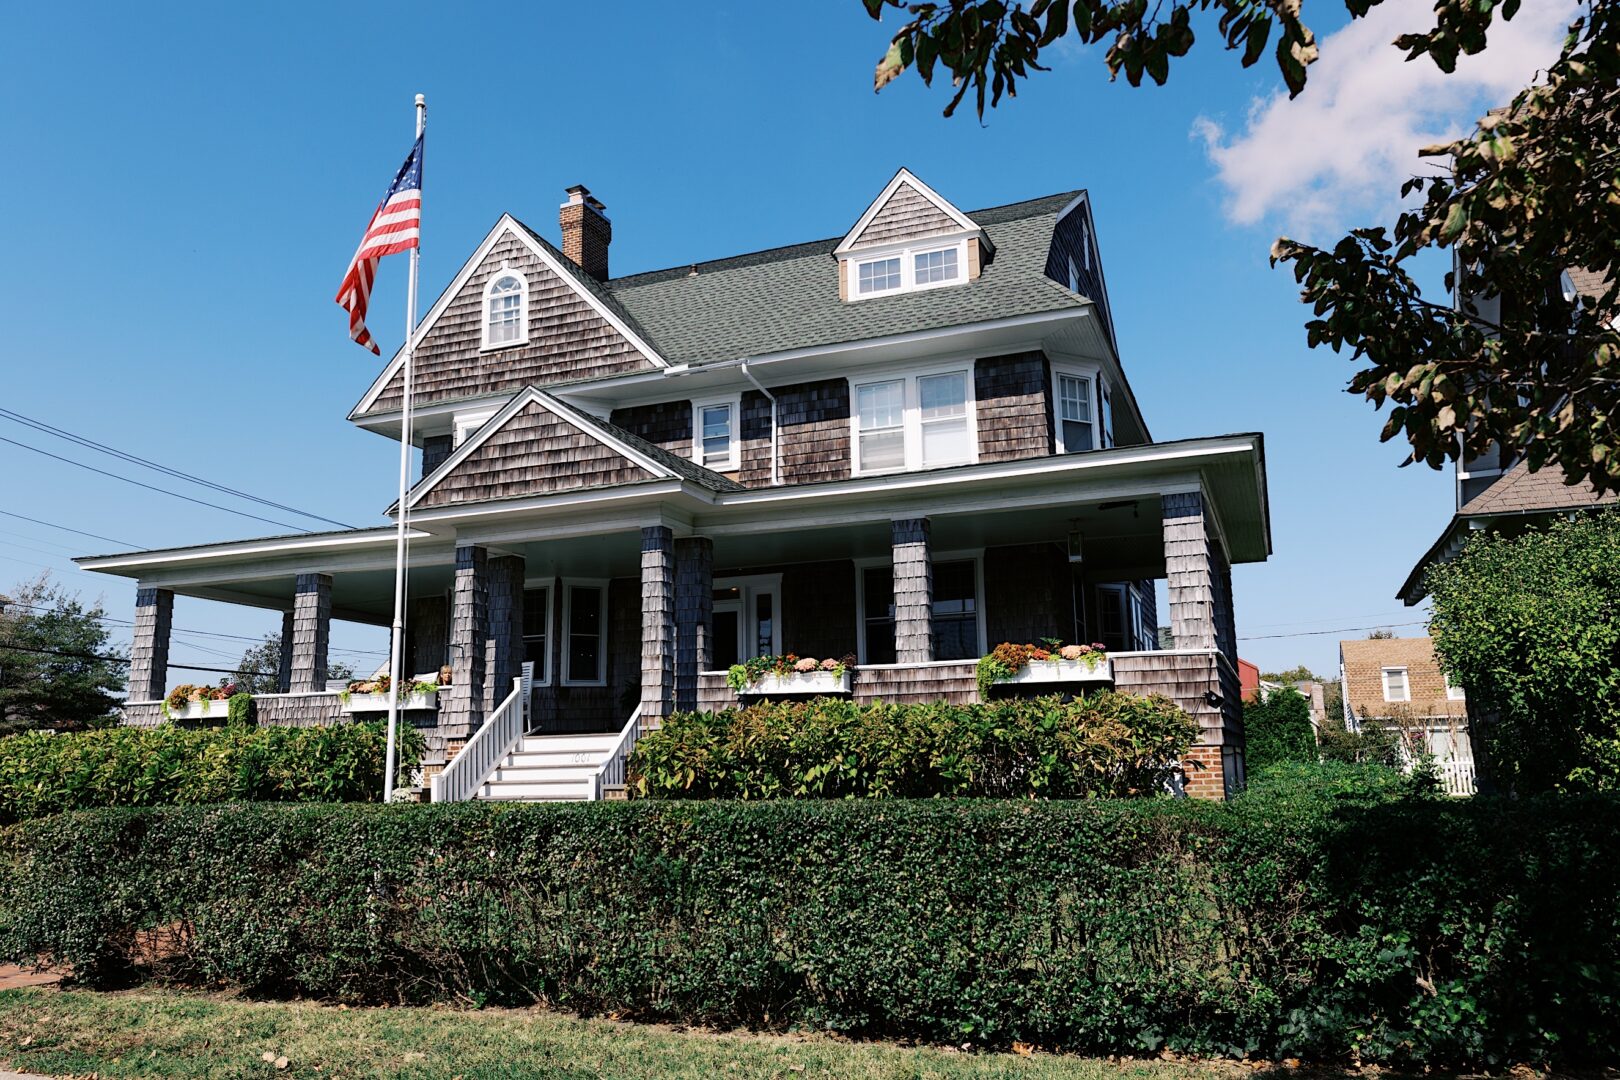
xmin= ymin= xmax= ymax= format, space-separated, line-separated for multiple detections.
xmin=591 ymin=704 xmax=644 ymax=800
xmin=429 ymin=663 xmax=533 ymax=804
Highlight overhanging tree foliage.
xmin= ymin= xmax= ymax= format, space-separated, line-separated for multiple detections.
xmin=0 ymin=575 xmax=125 ymax=734
xmin=863 ymin=0 xmax=1620 ymax=490
xmin=1426 ymin=509 xmax=1620 ymax=794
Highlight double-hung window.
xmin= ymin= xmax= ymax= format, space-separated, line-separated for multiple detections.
xmin=522 ymin=585 xmax=552 ymax=686
xmin=853 ymin=368 xmax=975 ymax=475
xmin=482 ymin=272 xmax=528 ymax=349
xmin=691 ymin=396 xmax=740 ymax=471
xmin=1382 ymin=666 xmax=1410 ymax=703
xmin=1055 ymin=371 xmax=1095 ymax=453
xmin=563 ymin=582 xmax=607 ymax=686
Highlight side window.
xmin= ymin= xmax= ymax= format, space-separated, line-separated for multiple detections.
xmin=1055 ymin=372 xmax=1095 ymax=453
xmin=692 ymin=397 xmax=739 ymax=471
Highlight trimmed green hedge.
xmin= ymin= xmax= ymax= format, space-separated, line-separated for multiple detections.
xmin=0 ymin=721 xmax=422 ymax=822
xmin=3 ymin=781 xmax=1617 ymax=1065
xmin=630 ymin=693 xmax=1198 ymax=799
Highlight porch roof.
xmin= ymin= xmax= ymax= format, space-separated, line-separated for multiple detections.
xmin=75 ymin=432 xmax=1267 ymax=618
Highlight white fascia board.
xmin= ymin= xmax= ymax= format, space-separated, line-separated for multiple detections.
xmin=349 ymin=215 xmax=670 ymax=422
xmin=835 ymin=168 xmax=986 ymax=256
xmin=74 ymin=527 xmax=431 ymax=575
xmin=401 ymin=478 xmax=693 ymax=527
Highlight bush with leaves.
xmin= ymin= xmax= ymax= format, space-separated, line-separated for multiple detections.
xmin=5 ymin=788 xmax=1620 ymax=1065
xmin=1243 ymin=685 xmax=1317 ymax=772
xmin=0 ymin=720 xmax=422 ymax=822
xmin=630 ymin=692 xmax=1196 ymax=800
xmin=1426 ymin=510 xmax=1620 ymax=793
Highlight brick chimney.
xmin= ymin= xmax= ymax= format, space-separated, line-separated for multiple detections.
xmin=559 ymin=184 xmax=611 ymax=281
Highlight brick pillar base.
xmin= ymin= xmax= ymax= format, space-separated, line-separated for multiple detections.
xmin=1181 ymin=744 xmax=1232 ymax=801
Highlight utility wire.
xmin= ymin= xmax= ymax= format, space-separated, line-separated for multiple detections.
xmin=0 ymin=641 xmax=274 ymax=678
xmin=1239 ymin=620 xmax=1429 ymax=641
xmin=0 ymin=599 xmax=388 ymax=657
xmin=0 ymin=508 xmax=143 ymax=551
xmin=0 ymin=434 xmax=315 ymax=533
xmin=0 ymin=407 xmax=356 ymax=531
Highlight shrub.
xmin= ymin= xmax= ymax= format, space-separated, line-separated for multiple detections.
xmin=1426 ymin=509 xmax=1620 ymax=792
xmin=0 ymin=721 xmax=422 ymax=822
xmin=1243 ymin=686 xmax=1317 ymax=771
xmin=629 ymin=692 xmax=1197 ymax=799
xmin=3 ymin=793 xmax=1618 ymax=1066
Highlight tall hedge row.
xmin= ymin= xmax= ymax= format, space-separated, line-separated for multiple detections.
xmin=630 ymin=693 xmax=1198 ymax=799
xmin=0 ymin=722 xmax=421 ymax=822
xmin=3 ymin=780 xmax=1617 ymax=1066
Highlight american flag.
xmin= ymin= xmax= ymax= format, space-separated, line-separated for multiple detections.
xmin=335 ymin=135 xmax=423 ymax=354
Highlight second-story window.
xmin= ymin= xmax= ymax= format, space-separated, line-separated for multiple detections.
xmin=1055 ymin=371 xmax=1095 ymax=453
xmin=1382 ymin=666 xmax=1410 ymax=703
xmin=857 ymin=257 xmax=903 ymax=296
xmin=852 ymin=368 xmax=976 ymax=475
xmin=847 ymin=239 xmax=970 ymax=301
xmin=483 ymin=272 xmax=528 ymax=349
xmin=691 ymin=395 xmax=740 ymax=471
xmin=914 ymin=247 xmax=959 ymax=285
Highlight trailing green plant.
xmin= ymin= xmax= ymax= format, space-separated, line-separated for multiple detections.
xmin=630 ymin=692 xmax=1194 ymax=800
xmin=224 ymin=692 xmax=255 ymax=730
xmin=0 ymin=720 xmax=422 ymax=823
xmin=725 ymin=653 xmax=852 ymax=692
xmin=4 ymin=792 xmax=1618 ymax=1066
xmin=975 ymin=640 xmax=1106 ymax=697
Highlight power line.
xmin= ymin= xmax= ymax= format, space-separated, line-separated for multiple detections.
xmin=1239 ymin=620 xmax=1429 ymax=642
xmin=0 ymin=433 xmax=315 ymax=533
xmin=0 ymin=598 xmax=387 ymax=657
xmin=0 ymin=641 xmax=273 ymax=678
xmin=0 ymin=407 xmax=356 ymax=531
xmin=0 ymin=508 xmax=143 ymax=551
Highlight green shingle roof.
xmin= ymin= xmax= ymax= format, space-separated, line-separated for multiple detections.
xmin=601 ymin=191 xmax=1088 ymax=367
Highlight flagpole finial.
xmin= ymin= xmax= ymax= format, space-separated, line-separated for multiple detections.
xmin=415 ymin=93 xmax=425 ymax=109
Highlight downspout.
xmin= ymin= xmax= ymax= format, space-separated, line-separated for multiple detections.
xmin=740 ymin=361 xmax=779 ymax=486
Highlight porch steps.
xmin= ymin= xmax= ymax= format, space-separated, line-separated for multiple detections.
xmin=473 ymin=732 xmax=622 ymax=802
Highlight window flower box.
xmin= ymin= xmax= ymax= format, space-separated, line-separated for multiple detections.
xmin=976 ymin=643 xmax=1111 ymax=697
xmin=1002 ymin=657 xmax=1113 ymax=685
xmin=342 ymin=689 xmax=438 ymax=713
xmin=164 ymin=699 xmax=228 ymax=722
xmin=744 ymin=670 xmax=852 ymax=696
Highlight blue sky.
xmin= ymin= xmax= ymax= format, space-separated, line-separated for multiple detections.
xmin=0 ymin=2 xmax=1571 ymax=679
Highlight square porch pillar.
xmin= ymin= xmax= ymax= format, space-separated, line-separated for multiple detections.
xmin=673 ymin=536 xmax=714 ymax=713
xmin=483 ymin=554 xmax=526 ymax=716
xmin=892 ymin=518 xmax=934 ymax=664
xmin=128 ymin=586 xmax=173 ymax=702
xmin=1163 ymin=492 xmax=1217 ymax=651
xmin=276 ymin=610 xmax=294 ymax=693
xmin=445 ymin=544 xmax=489 ymax=738
xmin=289 ymin=573 xmax=332 ymax=693
xmin=641 ymin=526 xmax=677 ymax=721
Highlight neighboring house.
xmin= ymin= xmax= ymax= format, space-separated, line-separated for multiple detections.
xmin=76 ymin=169 xmax=1271 ymax=801
xmin=1238 ymin=657 xmax=1261 ymax=701
xmin=1339 ymin=636 xmax=1474 ymax=794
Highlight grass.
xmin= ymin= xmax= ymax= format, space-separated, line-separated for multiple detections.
xmin=0 ymin=987 xmax=1282 ymax=1080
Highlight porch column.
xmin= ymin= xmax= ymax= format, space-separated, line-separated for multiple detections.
xmin=641 ymin=525 xmax=676 ymax=721
xmin=445 ymin=544 xmax=488 ymax=737
xmin=484 ymin=554 xmax=526 ymax=716
xmin=289 ymin=573 xmax=332 ymax=693
xmin=276 ymin=610 xmax=294 ymax=693
xmin=128 ymin=586 xmax=173 ymax=701
xmin=1163 ymin=492 xmax=1217 ymax=650
xmin=892 ymin=518 xmax=934 ymax=664
xmin=673 ymin=536 xmax=714 ymax=713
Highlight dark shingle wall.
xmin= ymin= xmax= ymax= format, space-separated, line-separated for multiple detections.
xmin=776 ymin=379 xmax=852 ymax=484
xmin=1045 ymin=201 xmax=1113 ymax=347
xmin=610 ymin=400 xmax=693 ymax=460
xmin=975 ymin=352 xmax=1053 ymax=463
xmin=984 ymin=543 xmax=1074 ymax=645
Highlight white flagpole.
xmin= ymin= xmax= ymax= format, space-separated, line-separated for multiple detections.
xmin=383 ymin=92 xmax=425 ymax=803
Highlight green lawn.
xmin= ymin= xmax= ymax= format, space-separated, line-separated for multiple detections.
xmin=0 ymin=987 xmax=1275 ymax=1080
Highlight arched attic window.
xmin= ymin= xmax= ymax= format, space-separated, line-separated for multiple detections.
xmin=482 ymin=271 xmax=528 ymax=349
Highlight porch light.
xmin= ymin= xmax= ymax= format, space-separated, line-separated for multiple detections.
xmin=1066 ymin=528 xmax=1084 ymax=564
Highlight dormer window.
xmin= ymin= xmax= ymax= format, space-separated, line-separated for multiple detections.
xmin=482 ymin=272 xmax=528 ymax=350
xmin=846 ymin=240 xmax=969 ymax=301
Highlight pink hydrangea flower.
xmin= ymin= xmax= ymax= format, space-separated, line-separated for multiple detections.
xmin=794 ymin=657 xmax=820 ymax=673
xmin=820 ymin=657 xmax=840 ymax=671
xmin=1060 ymin=645 xmax=1085 ymax=661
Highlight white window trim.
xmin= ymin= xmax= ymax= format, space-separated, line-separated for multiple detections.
xmin=561 ymin=577 xmax=609 ymax=687
xmin=480 ymin=267 xmax=530 ymax=352
xmin=453 ymin=407 xmax=500 ymax=448
xmin=845 ymin=238 xmax=970 ymax=302
xmin=1445 ymin=674 xmax=1466 ymax=701
xmin=520 ymin=579 xmax=555 ymax=687
xmin=1051 ymin=362 xmax=1107 ymax=455
xmin=691 ymin=393 xmax=742 ymax=472
xmin=853 ymin=550 xmax=985 ymax=665
xmin=1382 ymin=666 xmax=1411 ymax=703
xmin=847 ymin=363 xmax=979 ymax=478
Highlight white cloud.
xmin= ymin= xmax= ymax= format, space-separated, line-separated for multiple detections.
xmin=1193 ymin=0 xmax=1576 ymax=239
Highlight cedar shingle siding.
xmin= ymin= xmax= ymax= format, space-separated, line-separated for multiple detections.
xmin=781 ymin=559 xmax=858 ymax=658
xmin=1045 ymin=202 xmax=1114 ymax=348
xmin=853 ymin=182 xmax=958 ymax=247
xmin=975 ymin=353 xmax=1053 ymax=463
xmin=775 ymin=379 xmax=853 ymax=484
xmin=984 ymin=543 xmax=1073 ymax=644
xmin=609 ymin=400 xmax=693 ymax=460
xmin=371 ymin=233 xmax=657 ymax=413
xmin=416 ymin=400 xmax=653 ymax=509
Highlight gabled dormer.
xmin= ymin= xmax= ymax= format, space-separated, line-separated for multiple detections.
xmin=833 ymin=169 xmax=995 ymax=302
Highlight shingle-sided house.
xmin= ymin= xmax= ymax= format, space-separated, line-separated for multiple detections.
xmin=1339 ymin=635 xmax=1475 ymax=794
xmin=76 ymin=170 xmax=1271 ymax=800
